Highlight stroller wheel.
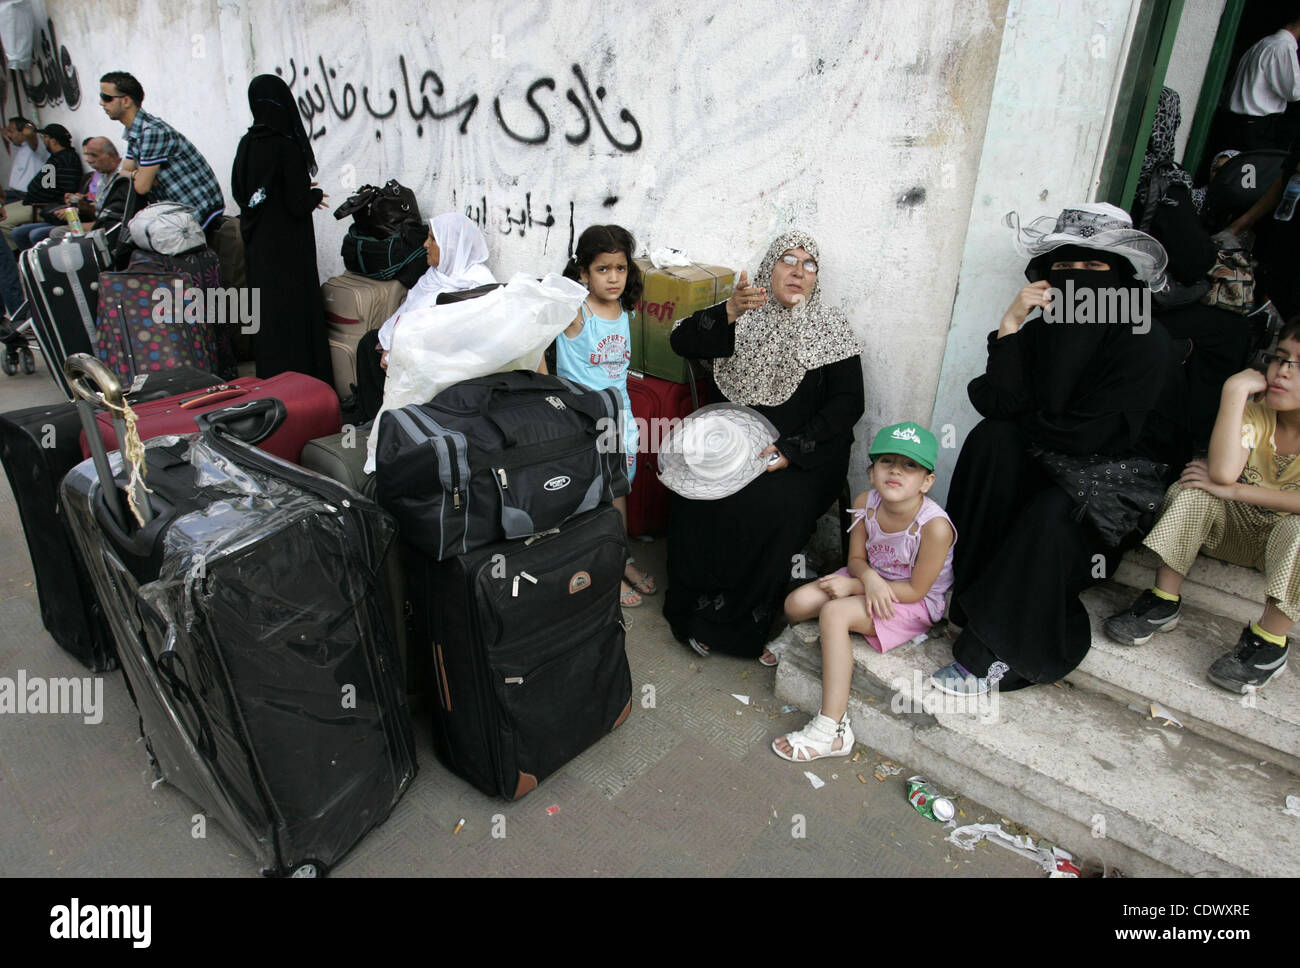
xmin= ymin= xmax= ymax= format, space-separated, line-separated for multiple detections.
xmin=2 ymin=349 xmax=17 ymax=376
xmin=20 ymin=347 xmax=34 ymax=374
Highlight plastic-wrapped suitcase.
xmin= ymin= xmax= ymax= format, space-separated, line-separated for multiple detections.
xmin=625 ymin=371 xmax=703 ymax=537
xmin=0 ymin=366 xmax=223 ymax=669
xmin=60 ymin=355 xmax=416 ymax=877
xmin=80 ymin=371 xmax=341 ymax=464
xmin=300 ymin=425 xmax=430 ymax=705
xmin=409 ymin=504 xmax=632 ymax=799
xmin=18 ymin=233 xmax=113 ymax=398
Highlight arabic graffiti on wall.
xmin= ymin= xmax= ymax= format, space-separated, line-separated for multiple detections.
xmin=457 ymin=191 xmax=577 ymax=256
xmin=21 ymin=18 xmax=80 ymax=109
xmin=277 ymin=55 xmax=641 ymax=152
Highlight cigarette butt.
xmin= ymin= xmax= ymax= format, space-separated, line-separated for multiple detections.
xmin=857 ymin=774 xmax=867 ymax=784
xmin=852 ymin=751 xmax=862 ymax=762
xmin=453 ymin=818 xmax=465 ymax=835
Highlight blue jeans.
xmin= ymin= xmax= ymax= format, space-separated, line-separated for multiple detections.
xmin=12 ymin=221 xmax=53 ymax=251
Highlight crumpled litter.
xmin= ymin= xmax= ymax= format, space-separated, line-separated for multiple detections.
xmin=803 ymin=771 xmax=825 ymax=790
xmin=649 ymin=247 xmax=692 ymax=268
xmin=1283 ymin=795 xmax=1300 ymax=818
xmin=731 ymin=694 xmax=750 ymax=705
xmin=1127 ymin=700 xmax=1183 ymax=728
xmin=946 ymin=822 xmax=1081 ymax=877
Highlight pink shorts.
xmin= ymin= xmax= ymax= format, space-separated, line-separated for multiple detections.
xmin=834 ymin=567 xmax=937 ymax=653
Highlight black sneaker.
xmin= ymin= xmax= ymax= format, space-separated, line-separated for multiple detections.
xmin=1104 ymin=589 xmax=1181 ymax=646
xmin=1207 ymin=627 xmax=1288 ymax=693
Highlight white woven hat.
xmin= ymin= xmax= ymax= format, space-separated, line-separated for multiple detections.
xmin=1005 ymin=202 xmax=1169 ymax=291
xmin=657 ymin=403 xmax=779 ymax=501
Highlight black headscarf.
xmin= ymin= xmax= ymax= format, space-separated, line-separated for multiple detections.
xmin=246 ymin=73 xmax=316 ymax=177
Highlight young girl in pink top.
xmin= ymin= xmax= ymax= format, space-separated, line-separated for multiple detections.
xmin=770 ymin=422 xmax=957 ymax=762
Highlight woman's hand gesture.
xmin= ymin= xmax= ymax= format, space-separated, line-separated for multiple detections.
xmin=999 ymin=280 xmax=1052 ymax=338
xmin=760 ymin=444 xmax=788 ymax=472
xmin=725 ymin=270 xmax=767 ymax=324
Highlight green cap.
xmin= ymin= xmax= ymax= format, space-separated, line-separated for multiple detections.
xmin=869 ymin=422 xmax=938 ymax=472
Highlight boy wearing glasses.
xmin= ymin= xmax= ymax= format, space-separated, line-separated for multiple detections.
xmin=1106 ymin=320 xmax=1300 ymax=692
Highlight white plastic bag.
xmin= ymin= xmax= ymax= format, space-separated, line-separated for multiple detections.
xmin=364 ymin=271 xmax=588 ymax=472
xmin=129 ymin=202 xmax=206 ymax=255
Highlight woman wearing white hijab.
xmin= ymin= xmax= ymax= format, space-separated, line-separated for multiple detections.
xmin=355 ymin=212 xmax=496 ymax=418
xmin=664 ymin=229 xmax=864 ymax=658
xmin=376 ymin=212 xmax=496 ymax=367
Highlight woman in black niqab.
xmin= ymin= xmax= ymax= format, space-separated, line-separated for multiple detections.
xmin=231 ymin=73 xmax=333 ymax=383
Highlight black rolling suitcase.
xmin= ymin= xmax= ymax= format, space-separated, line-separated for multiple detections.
xmin=60 ymin=355 xmax=416 ymax=876
xmin=0 ymin=365 xmax=223 ymax=670
xmin=411 ymin=503 xmax=632 ymax=799
xmin=19 ymin=233 xmax=114 ymax=399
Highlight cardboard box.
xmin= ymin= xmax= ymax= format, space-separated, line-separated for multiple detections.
xmin=629 ymin=259 xmax=735 ymax=383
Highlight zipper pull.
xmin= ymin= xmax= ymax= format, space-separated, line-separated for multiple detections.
xmin=504 ymin=676 xmax=523 ymax=685
xmin=453 ymin=485 xmax=461 ymax=509
xmin=496 ymin=468 xmax=509 ymax=490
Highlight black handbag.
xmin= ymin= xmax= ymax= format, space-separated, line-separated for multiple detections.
xmin=1029 ymin=446 xmax=1168 ymax=547
xmin=340 ymin=223 xmax=429 ymax=286
xmin=333 ymin=180 xmax=423 ymax=238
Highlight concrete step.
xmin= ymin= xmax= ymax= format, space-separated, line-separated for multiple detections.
xmin=774 ymin=633 xmax=1300 ymax=877
xmin=1113 ymin=547 xmax=1264 ymax=629
xmin=1075 ymin=583 xmax=1300 ymax=775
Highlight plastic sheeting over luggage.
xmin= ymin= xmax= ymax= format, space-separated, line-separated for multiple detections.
xmin=62 ymin=432 xmax=416 ymax=877
xmin=365 ymin=271 xmax=587 ymax=472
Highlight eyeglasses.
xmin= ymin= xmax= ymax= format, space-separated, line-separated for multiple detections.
xmin=1264 ymin=354 xmax=1300 ymax=373
xmin=778 ymin=253 xmax=818 ymax=273
xmin=99 ymin=92 xmax=124 ymax=103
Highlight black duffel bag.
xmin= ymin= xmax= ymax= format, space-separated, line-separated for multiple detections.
xmin=334 ymin=180 xmax=422 ymax=237
xmin=341 ymin=222 xmax=429 ymax=287
xmin=375 ymin=371 xmax=632 ymax=561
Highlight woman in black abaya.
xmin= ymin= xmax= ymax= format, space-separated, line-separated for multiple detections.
xmin=231 ymin=74 xmax=333 ymax=383
xmin=664 ymin=230 xmax=864 ymax=658
xmin=933 ymin=204 xmax=1176 ymax=693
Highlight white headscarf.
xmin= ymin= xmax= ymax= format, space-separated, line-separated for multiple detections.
xmin=377 ymin=212 xmax=495 ymax=349
xmin=712 ymin=230 xmax=860 ymax=407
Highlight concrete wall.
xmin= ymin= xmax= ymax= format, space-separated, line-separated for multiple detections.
xmin=1165 ymin=0 xmax=1228 ymax=162
xmin=22 ymin=0 xmax=1008 ymax=485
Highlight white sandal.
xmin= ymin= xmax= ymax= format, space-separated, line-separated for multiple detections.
xmin=772 ymin=712 xmax=854 ymax=762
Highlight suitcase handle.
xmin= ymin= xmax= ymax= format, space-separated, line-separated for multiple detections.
xmin=192 ymin=397 xmax=287 ymax=445
xmin=64 ymin=353 xmax=153 ymax=530
xmin=178 ymin=385 xmax=250 ymax=409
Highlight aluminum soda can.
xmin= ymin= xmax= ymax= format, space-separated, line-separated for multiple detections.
xmin=906 ymin=775 xmax=955 ymax=822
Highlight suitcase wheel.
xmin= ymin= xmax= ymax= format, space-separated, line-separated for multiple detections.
xmin=290 ymin=863 xmax=320 ymax=878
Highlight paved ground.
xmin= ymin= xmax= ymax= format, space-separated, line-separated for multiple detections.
xmin=0 ymin=359 xmax=1040 ymax=877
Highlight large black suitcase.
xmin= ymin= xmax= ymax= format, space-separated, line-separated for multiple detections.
xmin=19 ymin=233 xmax=113 ymax=399
xmin=411 ymin=504 xmax=632 ymax=799
xmin=60 ymin=356 xmax=416 ymax=876
xmin=0 ymin=365 xmax=222 ymax=670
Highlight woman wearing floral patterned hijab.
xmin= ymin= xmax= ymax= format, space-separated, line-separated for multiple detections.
xmin=664 ymin=229 xmax=864 ymax=658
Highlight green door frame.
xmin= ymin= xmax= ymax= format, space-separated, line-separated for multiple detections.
xmin=1098 ymin=0 xmax=1185 ymax=210
xmin=1182 ymin=0 xmax=1246 ymax=175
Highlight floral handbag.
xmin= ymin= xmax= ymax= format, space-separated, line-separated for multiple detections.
xmin=1200 ymin=250 xmax=1255 ymax=314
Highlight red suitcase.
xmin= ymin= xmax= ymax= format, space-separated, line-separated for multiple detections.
xmin=626 ymin=371 xmax=703 ymax=537
xmin=80 ymin=372 xmax=342 ymax=465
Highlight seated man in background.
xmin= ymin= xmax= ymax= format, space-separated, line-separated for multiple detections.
xmin=1 ymin=116 xmax=48 ymax=248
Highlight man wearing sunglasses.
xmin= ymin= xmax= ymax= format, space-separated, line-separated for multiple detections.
xmin=99 ymin=71 xmax=225 ymax=231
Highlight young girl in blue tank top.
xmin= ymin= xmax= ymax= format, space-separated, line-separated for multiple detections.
xmin=559 ymin=225 xmax=653 ymax=607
